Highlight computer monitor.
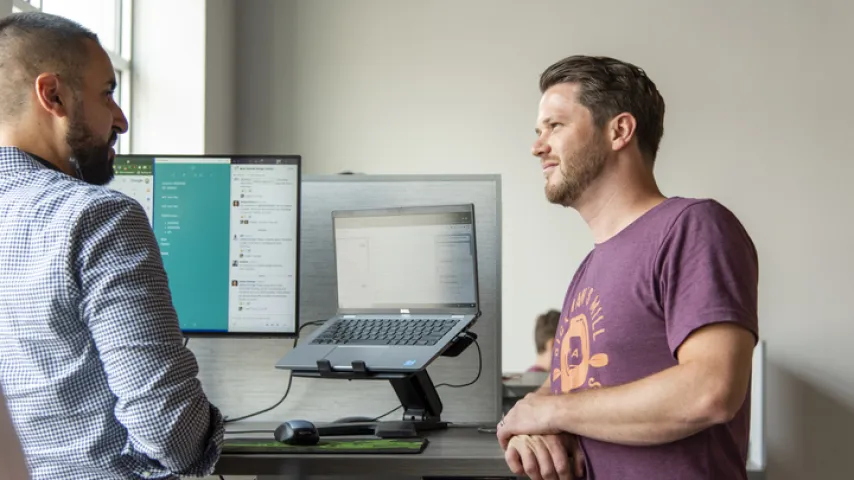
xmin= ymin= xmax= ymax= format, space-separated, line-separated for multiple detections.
xmin=333 ymin=204 xmax=479 ymax=314
xmin=109 ymin=154 xmax=301 ymax=337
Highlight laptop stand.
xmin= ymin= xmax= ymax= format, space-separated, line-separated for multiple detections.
xmin=290 ymin=332 xmax=478 ymax=434
xmin=294 ymin=361 xmax=446 ymax=433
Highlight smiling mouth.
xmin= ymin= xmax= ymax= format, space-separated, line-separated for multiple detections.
xmin=542 ymin=163 xmax=558 ymax=178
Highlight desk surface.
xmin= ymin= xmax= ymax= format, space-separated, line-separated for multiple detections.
xmin=216 ymin=422 xmax=765 ymax=479
xmin=502 ymin=371 xmax=548 ymax=398
xmin=217 ymin=424 xmax=511 ymax=477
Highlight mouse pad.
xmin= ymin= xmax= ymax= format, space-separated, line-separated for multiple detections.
xmin=222 ymin=437 xmax=429 ymax=454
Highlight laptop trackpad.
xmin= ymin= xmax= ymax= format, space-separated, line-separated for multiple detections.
xmin=323 ymin=348 xmax=385 ymax=369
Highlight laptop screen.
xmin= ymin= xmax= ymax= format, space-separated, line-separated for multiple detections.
xmin=333 ymin=204 xmax=478 ymax=313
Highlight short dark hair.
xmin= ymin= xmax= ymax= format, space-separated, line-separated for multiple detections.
xmin=0 ymin=12 xmax=98 ymax=119
xmin=539 ymin=55 xmax=666 ymax=162
xmin=534 ymin=309 xmax=561 ymax=353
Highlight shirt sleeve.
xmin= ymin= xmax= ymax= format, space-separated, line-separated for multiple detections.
xmin=71 ymin=193 xmax=224 ymax=477
xmin=656 ymin=200 xmax=759 ymax=358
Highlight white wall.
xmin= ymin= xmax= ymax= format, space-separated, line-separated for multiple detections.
xmin=233 ymin=1 xmax=854 ymax=479
xmin=204 ymin=0 xmax=236 ymax=154
xmin=234 ymin=0 xmax=297 ymax=155
xmin=132 ymin=0 xmax=235 ymax=154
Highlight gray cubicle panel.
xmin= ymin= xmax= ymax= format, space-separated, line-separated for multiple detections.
xmin=188 ymin=174 xmax=503 ymax=426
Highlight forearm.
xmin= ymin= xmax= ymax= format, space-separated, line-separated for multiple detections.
xmin=549 ymin=363 xmax=734 ymax=446
xmin=534 ymin=378 xmax=551 ymax=395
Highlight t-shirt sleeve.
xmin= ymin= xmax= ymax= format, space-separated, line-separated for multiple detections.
xmin=657 ymin=200 xmax=759 ymax=358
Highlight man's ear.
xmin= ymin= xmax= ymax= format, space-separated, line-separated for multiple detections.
xmin=608 ymin=112 xmax=637 ymax=153
xmin=545 ymin=338 xmax=555 ymax=353
xmin=34 ymin=73 xmax=69 ymax=118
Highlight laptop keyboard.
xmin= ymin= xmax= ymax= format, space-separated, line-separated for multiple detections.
xmin=310 ymin=318 xmax=460 ymax=346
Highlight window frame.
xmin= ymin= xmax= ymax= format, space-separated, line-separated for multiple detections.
xmin=12 ymin=0 xmax=134 ymax=154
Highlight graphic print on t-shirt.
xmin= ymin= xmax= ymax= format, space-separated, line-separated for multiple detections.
xmin=552 ymin=286 xmax=609 ymax=392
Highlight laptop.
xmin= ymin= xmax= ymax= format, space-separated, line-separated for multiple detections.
xmin=276 ymin=203 xmax=481 ymax=374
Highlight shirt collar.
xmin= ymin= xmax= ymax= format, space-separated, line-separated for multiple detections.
xmin=25 ymin=151 xmax=62 ymax=172
xmin=0 ymin=146 xmax=83 ymax=180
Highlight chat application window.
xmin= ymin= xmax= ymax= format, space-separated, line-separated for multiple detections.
xmin=109 ymin=156 xmax=299 ymax=334
xmin=153 ymin=157 xmax=232 ymax=332
xmin=227 ymin=158 xmax=299 ymax=333
xmin=110 ymin=156 xmax=154 ymax=225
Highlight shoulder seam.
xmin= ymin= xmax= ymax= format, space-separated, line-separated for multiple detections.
xmin=650 ymin=198 xmax=720 ymax=278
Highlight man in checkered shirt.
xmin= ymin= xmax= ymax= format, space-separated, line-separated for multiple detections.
xmin=0 ymin=12 xmax=224 ymax=480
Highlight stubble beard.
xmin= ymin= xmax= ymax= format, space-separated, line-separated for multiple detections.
xmin=545 ymin=135 xmax=608 ymax=208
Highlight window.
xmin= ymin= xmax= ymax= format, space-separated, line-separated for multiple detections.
xmin=12 ymin=0 xmax=133 ymax=154
xmin=12 ymin=0 xmax=40 ymax=11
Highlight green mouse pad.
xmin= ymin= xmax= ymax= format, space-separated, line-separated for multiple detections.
xmin=223 ymin=437 xmax=429 ymax=454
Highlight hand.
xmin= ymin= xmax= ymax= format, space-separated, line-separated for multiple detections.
xmin=504 ymin=434 xmax=585 ymax=480
xmin=497 ymin=393 xmax=559 ymax=449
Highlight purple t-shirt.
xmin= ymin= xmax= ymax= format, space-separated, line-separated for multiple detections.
xmin=550 ymin=197 xmax=759 ymax=480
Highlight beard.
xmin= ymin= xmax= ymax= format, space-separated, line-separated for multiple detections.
xmin=545 ymin=133 xmax=608 ymax=207
xmin=66 ymin=104 xmax=116 ymax=186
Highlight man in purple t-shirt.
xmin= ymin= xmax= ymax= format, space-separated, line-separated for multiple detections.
xmin=496 ymin=55 xmax=759 ymax=480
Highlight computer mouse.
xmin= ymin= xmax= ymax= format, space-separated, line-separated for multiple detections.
xmin=273 ymin=419 xmax=320 ymax=445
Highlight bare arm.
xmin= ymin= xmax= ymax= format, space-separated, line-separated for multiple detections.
xmin=497 ymin=201 xmax=759 ymax=449
xmin=547 ymin=202 xmax=758 ymax=446
xmin=535 ymin=378 xmax=551 ymax=395
xmin=501 ymin=323 xmax=755 ymax=447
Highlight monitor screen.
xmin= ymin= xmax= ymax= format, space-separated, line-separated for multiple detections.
xmin=332 ymin=205 xmax=478 ymax=313
xmin=110 ymin=155 xmax=300 ymax=336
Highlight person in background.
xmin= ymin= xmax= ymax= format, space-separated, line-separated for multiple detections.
xmin=529 ymin=310 xmax=561 ymax=373
xmin=497 ymin=55 xmax=758 ymax=480
xmin=0 ymin=12 xmax=223 ymax=479
xmin=0 ymin=383 xmax=29 ymax=480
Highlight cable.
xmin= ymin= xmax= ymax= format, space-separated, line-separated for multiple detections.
xmin=371 ymin=335 xmax=482 ymax=419
xmin=436 ymin=335 xmax=482 ymax=388
xmin=183 ymin=337 xmax=189 ymax=347
xmin=372 ymin=404 xmax=403 ymax=421
xmin=224 ymin=325 xmax=481 ymax=424
xmin=223 ymin=320 xmax=325 ymax=424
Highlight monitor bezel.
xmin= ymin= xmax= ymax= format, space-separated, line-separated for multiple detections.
xmin=112 ymin=153 xmax=302 ymax=339
xmin=330 ymin=203 xmax=481 ymax=316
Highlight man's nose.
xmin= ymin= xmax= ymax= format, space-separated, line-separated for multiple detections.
xmin=532 ymin=138 xmax=551 ymax=157
xmin=113 ymin=104 xmax=129 ymax=135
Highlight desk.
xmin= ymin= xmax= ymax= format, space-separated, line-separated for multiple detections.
xmin=215 ymin=424 xmax=512 ymax=479
xmin=502 ymin=371 xmax=547 ymax=413
xmin=214 ymin=423 xmax=766 ymax=479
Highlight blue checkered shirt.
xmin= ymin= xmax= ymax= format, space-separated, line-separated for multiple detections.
xmin=0 ymin=147 xmax=224 ymax=479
